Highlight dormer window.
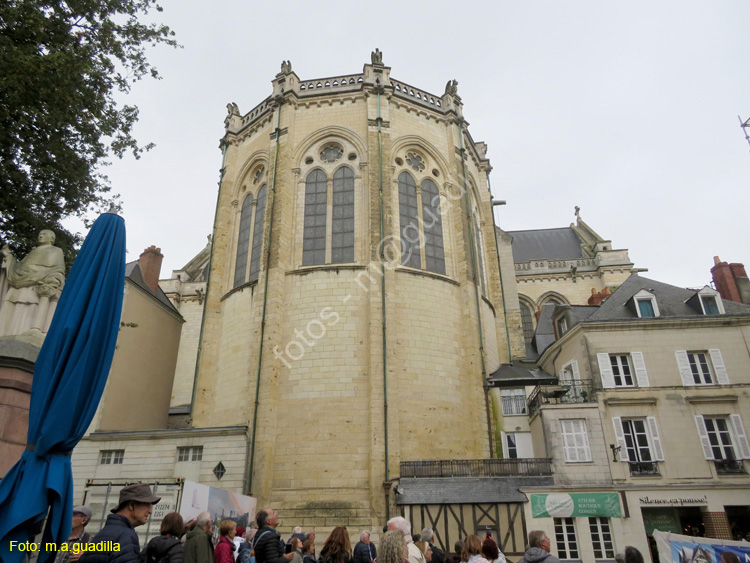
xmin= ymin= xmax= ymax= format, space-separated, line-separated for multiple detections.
xmin=633 ymin=289 xmax=659 ymax=318
xmin=697 ymin=287 xmax=725 ymax=315
xmin=557 ymin=317 xmax=568 ymax=336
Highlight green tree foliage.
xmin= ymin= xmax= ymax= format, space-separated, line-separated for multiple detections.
xmin=0 ymin=0 xmax=178 ymax=265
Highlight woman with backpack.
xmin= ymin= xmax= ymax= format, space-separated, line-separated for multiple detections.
xmin=144 ymin=512 xmax=185 ymax=563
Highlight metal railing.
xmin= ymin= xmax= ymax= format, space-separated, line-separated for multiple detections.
xmin=400 ymin=458 xmax=553 ymax=478
xmin=715 ymin=459 xmax=746 ymax=474
xmin=528 ymin=379 xmax=596 ymax=417
xmin=629 ymin=461 xmax=660 ymax=476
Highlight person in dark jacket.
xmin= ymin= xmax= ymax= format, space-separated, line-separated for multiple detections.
xmin=353 ymin=531 xmax=376 ymax=563
xmin=517 ymin=531 xmax=560 ymax=563
xmin=79 ymin=483 xmax=161 ymax=563
xmin=144 ymin=512 xmax=185 ymax=563
xmin=254 ymin=509 xmax=294 ymax=563
xmin=184 ymin=512 xmax=215 ymax=563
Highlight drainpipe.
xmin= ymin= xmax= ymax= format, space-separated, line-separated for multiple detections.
xmin=376 ymin=86 xmax=391 ymax=519
xmin=490 ymin=188 xmax=513 ymax=365
xmin=456 ymin=119 xmax=493 ymax=458
xmin=247 ymin=97 xmax=283 ymax=495
xmin=189 ymin=143 xmax=228 ymax=417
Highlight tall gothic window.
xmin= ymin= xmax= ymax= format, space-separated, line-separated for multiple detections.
xmin=303 ymin=169 xmax=328 ymax=266
xmin=234 ymin=194 xmax=253 ymax=288
xmin=332 ymin=167 xmax=355 ymax=263
xmin=249 ymin=185 xmax=267 ymax=280
xmin=303 ymin=166 xmax=355 ymax=266
xmin=398 ymin=172 xmax=420 ymax=269
xmin=233 ymin=183 xmax=268 ymax=288
xmin=421 ymin=178 xmax=445 ymax=274
xmin=473 ymin=215 xmax=486 ymax=295
xmin=520 ymin=300 xmax=535 ymax=344
xmin=398 ymin=171 xmax=445 ymax=274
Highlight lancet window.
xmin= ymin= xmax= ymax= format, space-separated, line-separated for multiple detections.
xmin=302 ymin=166 xmax=355 ymax=266
xmin=397 ymin=171 xmax=446 ymax=274
xmin=234 ymin=183 xmax=267 ymax=288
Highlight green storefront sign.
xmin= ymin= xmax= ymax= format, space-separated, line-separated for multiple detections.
xmin=641 ymin=508 xmax=681 ymax=535
xmin=531 ymin=493 xmax=622 ymax=518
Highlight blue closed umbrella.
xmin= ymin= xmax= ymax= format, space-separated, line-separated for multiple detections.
xmin=0 ymin=213 xmax=126 ymax=563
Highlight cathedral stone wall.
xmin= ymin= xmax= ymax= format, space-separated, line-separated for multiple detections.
xmin=190 ymin=61 xmax=509 ymax=524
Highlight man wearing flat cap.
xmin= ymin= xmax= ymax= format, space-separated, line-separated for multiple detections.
xmin=54 ymin=505 xmax=93 ymax=563
xmin=79 ymin=483 xmax=161 ymax=563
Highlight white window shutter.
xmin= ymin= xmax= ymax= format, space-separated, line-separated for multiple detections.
xmin=675 ymin=350 xmax=694 ymax=386
xmin=631 ymin=352 xmax=650 ymax=387
xmin=730 ymin=414 xmax=750 ymax=459
xmin=709 ymin=349 xmax=729 ymax=385
xmin=571 ymin=360 xmax=580 ymax=381
xmin=561 ymin=420 xmax=574 ymax=462
xmin=646 ymin=416 xmax=665 ymax=461
xmin=694 ymin=415 xmax=714 ymax=460
xmin=579 ymin=420 xmax=592 ymax=462
xmin=612 ymin=417 xmax=629 ymax=462
xmin=598 ymin=353 xmax=615 ymax=389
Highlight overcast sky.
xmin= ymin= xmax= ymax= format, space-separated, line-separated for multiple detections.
xmin=97 ymin=0 xmax=750 ymax=289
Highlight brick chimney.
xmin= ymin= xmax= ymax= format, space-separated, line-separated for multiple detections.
xmin=711 ymin=256 xmax=746 ymax=303
xmin=138 ymin=246 xmax=163 ymax=293
xmin=588 ymin=287 xmax=611 ymax=306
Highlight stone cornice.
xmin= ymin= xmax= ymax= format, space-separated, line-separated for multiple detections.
xmin=84 ymin=426 xmax=248 ymax=441
xmin=684 ymin=395 xmax=739 ymax=404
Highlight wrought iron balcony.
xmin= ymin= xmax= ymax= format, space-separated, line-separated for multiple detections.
xmin=629 ymin=461 xmax=660 ymax=476
xmin=400 ymin=458 xmax=553 ymax=478
xmin=715 ymin=459 xmax=746 ymax=474
xmin=528 ymin=379 xmax=596 ymax=417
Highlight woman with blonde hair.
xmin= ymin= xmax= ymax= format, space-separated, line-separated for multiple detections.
xmin=379 ymin=531 xmax=408 ymax=563
xmin=319 ymin=526 xmax=353 ymax=563
xmin=215 ymin=520 xmax=237 ymax=563
xmin=460 ymin=536 xmax=489 ymax=563
xmin=415 ymin=540 xmax=432 ymax=563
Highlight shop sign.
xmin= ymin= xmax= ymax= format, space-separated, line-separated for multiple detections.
xmin=638 ymin=495 xmax=707 ymax=507
xmin=531 ymin=493 xmax=622 ymax=518
xmin=642 ymin=507 xmax=681 ymax=535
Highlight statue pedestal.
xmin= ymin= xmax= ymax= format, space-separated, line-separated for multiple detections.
xmin=0 ymin=339 xmax=40 ymax=477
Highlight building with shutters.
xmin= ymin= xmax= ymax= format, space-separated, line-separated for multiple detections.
xmin=517 ymin=273 xmax=750 ymax=561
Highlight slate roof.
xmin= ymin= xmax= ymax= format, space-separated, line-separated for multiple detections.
xmin=587 ymin=275 xmax=750 ymax=321
xmin=125 ymin=261 xmax=180 ymax=314
xmin=507 ymin=227 xmax=583 ymax=263
xmin=487 ymin=362 xmax=556 ymax=387
xmin=397 ymin=476 xmax=554 ymax=505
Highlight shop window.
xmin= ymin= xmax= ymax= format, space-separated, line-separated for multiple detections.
xmin=553 ymin=517 xmax=579 ymax=560
xmin=589 ymin=517 xmax=615 ymax=560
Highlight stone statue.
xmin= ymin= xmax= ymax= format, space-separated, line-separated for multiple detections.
xmin=226 ymin=102 xmax=240 ymax=118
xmin=445 ymin=79 xmax=459 ymax=97
xmin=371 ymin=48 xmax=383 ymax=65
xmin=0 ymin=229 xmax=66 ymax=342
xmin=280 ymin=60 xmax=292 ymax=74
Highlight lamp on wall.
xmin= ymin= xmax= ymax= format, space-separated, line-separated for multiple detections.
xmin=610 ymin=444 xmax=622 ymax=462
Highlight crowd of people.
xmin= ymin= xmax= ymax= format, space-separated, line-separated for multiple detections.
xmin=63 ymin=484 xmax=667 ymax=563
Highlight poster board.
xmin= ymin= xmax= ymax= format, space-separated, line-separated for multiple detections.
xmin=179 ymin=480 xmax=257 ymax=528
xmin=653 ymin=530 xmax=750 ymax=563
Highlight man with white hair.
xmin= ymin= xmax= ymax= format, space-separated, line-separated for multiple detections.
xmin=353 ymin=530 xmax=377 ymax=563
xmin=185 ymin=511 xmax=215 ymax=563
xmin=421 ymin=528 xmax=444 ymax=563
xmin=387 ymin=517 xmax=425 ymax=563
